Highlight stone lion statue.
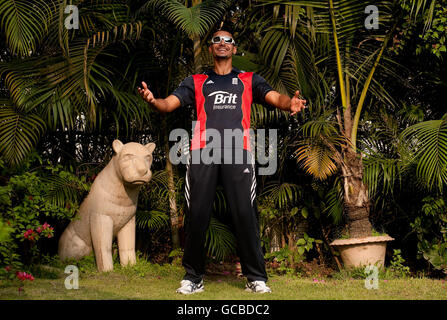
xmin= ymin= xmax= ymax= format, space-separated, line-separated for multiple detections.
xmin=58 ymin=140 xmax=156 ymax=272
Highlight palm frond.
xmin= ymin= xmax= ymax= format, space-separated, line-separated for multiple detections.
xmin=213 ymin=187 xmax=228 ymax=215
xmin=406 ymin=0 xmax=437 ymax=30
xmin=322 ymin=178 xmax=344 ymax=224
xmin=260 ymin=29 xmax=291 ymax=80
xmin=363 ymin=155 xmax=402 ymax=197
xmin=293 ymin=116 xmax=344 ymax=180
xmin=0 ymin=103 xmax=46 ymax=165
xmin=136 ymin=209 xmax=170 ymax=231
xmin=42 ymin=173 xmax=89 ymax=207
xmin=256 ymin=24 xmax=326 ymax=103
xmin=400 ymin=114 xmax=447 ymax=192
xmin=258 ymin=0 xmax=395 ymax=38
xmin=0 ymin=0 xmax=55 ymax=56
xmin=299 ymin=117 xmax=340 ymax=138
xmin=149 ymin=170 xmax=171 ymax=191
xmin=260 ymin=181 xmax=302 ymax=209
xmin=250 ymin=103 xmax=286 ymax=126
xmin=0 ymin=21 xmax=144 ymax=130
xmin=205 ymin=217 xmax=236 ymax=261
xmin=295 ymin=141 xmax=338 ymax=180
xmin=147 ymin=0 xmax=230 ymax=38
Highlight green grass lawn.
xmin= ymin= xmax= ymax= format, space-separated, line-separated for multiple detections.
xmin=1 ymin=258 xmax=447 ymax=300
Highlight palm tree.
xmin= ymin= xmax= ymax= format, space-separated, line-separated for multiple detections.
xmin=242 ymin=0 xmax=403 ymax=238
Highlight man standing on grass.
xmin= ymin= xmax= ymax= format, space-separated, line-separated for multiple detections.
xmin=138 ymin=29 xmax=306 ymax=294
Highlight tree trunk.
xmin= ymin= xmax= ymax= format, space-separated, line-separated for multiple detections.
xmin=163 ymin=117 xmax=181 ymax=249
xmin=341 ymin=149 xmax=372 ymax=238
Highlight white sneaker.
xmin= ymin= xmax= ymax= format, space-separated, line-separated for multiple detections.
xmin=176 ymin=279 xmax=204 ymax=294
xmin=245 ymin=280 xmax=272 ymax=293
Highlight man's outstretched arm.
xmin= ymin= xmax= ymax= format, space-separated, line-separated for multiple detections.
xmin=265 ymin=90 xmax=307 ymax=116
xmin=138 ymin=81 xmax=181 ymax=113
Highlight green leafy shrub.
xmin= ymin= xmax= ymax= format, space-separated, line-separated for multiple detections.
xmin=265 ymin=245 xmax=298 ymax=275
xmin=388 ymin=249 xmax=411 ymax=278
xmin=422 ymin=243 xmax=447 ymax=275
xmin=296 ymin=233 xmax=322 ymax=256
xmin=394 ymin=0 xmax=447 ymax=58
xmin=168 ymin=248 xmax=184 ymax=266
xmin=265 ymin=234 xmax=322 ymax=276
xmin=0 ymin=219 xmax=14 ymax=242
xmin=0 ymin=157 xmax=89 ymax=277
xmin=415 ymin=1 xmax=447 ymax=58
xmin=411 ymin=196 xmax=447 ymax=274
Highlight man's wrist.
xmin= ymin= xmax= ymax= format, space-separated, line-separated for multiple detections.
xmin=284 ymin=97 xmax=292 ymax=111
xmin=146 ymin=99 xmax=157 ymax=110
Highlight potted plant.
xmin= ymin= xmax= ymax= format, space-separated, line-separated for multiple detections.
xmin=329 ymin=230 xmax=394 ymax=269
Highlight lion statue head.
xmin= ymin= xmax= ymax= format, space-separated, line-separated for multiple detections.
xmin=112 ymin=140 xmax=156 ymax=186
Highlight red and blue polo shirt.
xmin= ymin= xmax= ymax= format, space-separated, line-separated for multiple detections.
xmin=171 ymin=68 xmax=274 ymax=151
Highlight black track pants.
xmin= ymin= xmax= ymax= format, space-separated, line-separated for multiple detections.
xmin=182 ymin=149 xmax=267 ymax=283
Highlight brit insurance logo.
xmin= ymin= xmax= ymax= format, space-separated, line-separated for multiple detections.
xmin=208 ymin=91 xmax=237 ymax=109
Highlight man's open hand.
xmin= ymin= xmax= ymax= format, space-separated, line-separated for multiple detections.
xmin=137 ymin=81 xmax=155 ymax=104
xmin=290 ymin=90 xmax=306 ymax=116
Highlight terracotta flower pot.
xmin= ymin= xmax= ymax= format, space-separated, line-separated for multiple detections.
xmin=330 ymin=235 xmax=394 ymax=269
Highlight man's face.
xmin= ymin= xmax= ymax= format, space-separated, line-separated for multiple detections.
xmin=209 ymin=31 xmax=237 ymax=59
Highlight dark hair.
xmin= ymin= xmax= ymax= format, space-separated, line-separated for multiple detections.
xmin=212 ymin=21 xmax=234 ymax=35
xmin=213 ymin=26 xmax=233 ymax=34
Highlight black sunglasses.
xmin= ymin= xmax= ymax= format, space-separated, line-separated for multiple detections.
xmin=211 ymin=36 xmax=235 ymax=45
